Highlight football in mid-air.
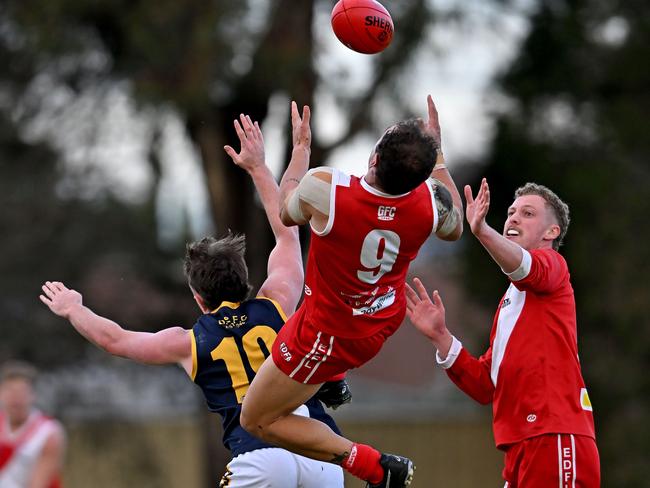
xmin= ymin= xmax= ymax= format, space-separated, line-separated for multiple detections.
xmin=331 ymin=0 xmax=394 ymax=54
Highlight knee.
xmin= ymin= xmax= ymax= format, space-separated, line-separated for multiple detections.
xmin=240 ymin=404 xmax=264 ymax=439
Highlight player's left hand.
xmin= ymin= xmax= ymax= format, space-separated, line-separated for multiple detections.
xmin=423 ymin=95 xmax=442 ymax=150
xmin=291 ymin=101 xmax=311 ymax=151
xmin=224 ymin=114 xmax=265 ymax=173
xmin=39 ymin=281 xmax=83 ymax=319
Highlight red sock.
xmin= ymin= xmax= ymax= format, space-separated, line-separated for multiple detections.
xmin=342 ymin=443 xmax=384 ymax=484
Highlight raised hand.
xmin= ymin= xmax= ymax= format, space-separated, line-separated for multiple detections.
xmin=39 ymin=281 xmax=82 ymax=319
xmin=424 ymin=95 xmax=442 ymax=150
xmin=291 ymin=101 xmax=311 ymax=150
xmin=464 ymin=178 xmax=490 ymax=236
xmin=405 ymin=278 xmax=452 ymax=354
xmin=224 ymin=113 xmax=265 ymax=173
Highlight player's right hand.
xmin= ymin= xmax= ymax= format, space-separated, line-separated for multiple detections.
xmin=224 ymin=113 xmax=265 ymax=173
xmin=464 ymin=178 xmax=491 ymax=236
xmin=406 ymin=278 xmax=452 ymax=353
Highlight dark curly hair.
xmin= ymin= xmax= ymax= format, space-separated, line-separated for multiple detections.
xmin=374 ymin=119 xmax=439 ymax=194
xmin=183 ymin=233 xmax=252 ymax=311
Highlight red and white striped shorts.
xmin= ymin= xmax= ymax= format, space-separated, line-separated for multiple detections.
xmin=503 ymin=433 xmax=600 ymax=487
xmin=271 ymin=304 xmax=399 ymax=384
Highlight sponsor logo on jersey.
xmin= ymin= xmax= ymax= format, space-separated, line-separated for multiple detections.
xmin=304 ymin=284 xmax=312 ymax=296
xmin=279 ymin=342 xmax=292 ymax=362
xmin=377 ymin=205 xmax=396 ymax=221
xmin=341 ymin=286 xmax=381 ymax=308
xmin=218 ymin=315 xmax=248 ymax=329
xmin=501 ymin=297 xmax=511 ymax=309
xmin=580 ymin=388 xmax=593 ymax=411
xmin=526 ymin=413 xmax=537 ymax=422
xmin=351 ymin=287 xmax=396 ymax=316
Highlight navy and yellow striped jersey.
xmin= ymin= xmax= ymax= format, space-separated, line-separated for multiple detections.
xmin=190 ymin=297 xmax=341 ymax=457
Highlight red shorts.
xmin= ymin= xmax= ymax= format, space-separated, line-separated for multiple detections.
xmin=271 ymin=304 xmax=400 ymax=384
xmin=503 ymin=434 xmax=600 ymax=487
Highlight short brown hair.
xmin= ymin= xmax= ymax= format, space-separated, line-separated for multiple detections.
xmin=0 ymin=360 xmax=38 ymax=385
xmin=514 ymin=183 xmax=570 ymax=250
xmin=183 ymin=233 xmax=252 ymax=311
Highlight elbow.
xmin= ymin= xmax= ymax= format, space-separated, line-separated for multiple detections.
xmin=280 ymin=216 xmax=294 ymax=227
xmin=449 ymin=208 xmax=464 ymax=240
xmin=240 ymin=405 xmax=265 ymax=440
xmin=453 ymin=222 xmax=464 ymax=240
xmin=436 ymin=206 xmax=464 ymax=241
xmin=439 ymin=222 xmax=463 ymax=242
xmin=477 ymin=394 xmax=493 ymax=406
xmin=102 ymin=332 xmax=128 ymax=357
xmin=447 ymin=223 xmax=464 ymax=241
xmin=239 ymin=412 xmax=256 ymax=436
xmin=472 ymin=388 xmax=494 ymax=405
xmin=103 ymin=339 xmax=122 ymax=357
xmin=279 ymin=207 xmax=294 ymax=227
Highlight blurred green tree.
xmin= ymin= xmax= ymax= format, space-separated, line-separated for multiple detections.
xmin=1 ymin=0 xmax=438 ymax=483
xmin=0 ymin=108 xmax=196 ymax=363
xmin=2 ymin=0 xmax=434 ymax=284
xmin=463 ymin=1 xmax=650 ymax=485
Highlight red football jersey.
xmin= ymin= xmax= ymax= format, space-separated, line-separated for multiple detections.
xmin=0 ymin=410 xmax=63 ymax=488
xmin=302 ymin=169 xmax=437 ymax=339
xmin=447 ymin=248 xmax=596 ymax=448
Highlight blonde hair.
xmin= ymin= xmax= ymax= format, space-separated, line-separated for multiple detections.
xmin=514 ymin=183 xmax=570 ymax=250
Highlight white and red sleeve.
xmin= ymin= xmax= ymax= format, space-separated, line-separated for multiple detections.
xmin=510 ymin=248 xmax=568 ymax=294
xmin=442 ymin=340 xmax=495 ymax=406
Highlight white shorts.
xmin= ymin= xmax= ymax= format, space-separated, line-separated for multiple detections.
xmin=219 ymin=447 xmax=344 ymax=488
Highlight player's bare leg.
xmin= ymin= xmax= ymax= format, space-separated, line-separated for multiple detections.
xmin=241 ymin=357 xmax=413 ymax=486
xmin=240 ymin=356 xmax=352 ymax=461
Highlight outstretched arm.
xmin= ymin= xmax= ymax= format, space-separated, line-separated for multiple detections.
xmin=224 ymin=114 xmax=303 ymax=315
xmin=465 ymin=178 xmax=523 ymax=274
xmin=406 ymin=278 xmax=453 ymax=358
xmin=406 ymin=277 xmax=494 ymax=405
xmin=424 ymin=95 xmax=463 ymax=241
xmin=279 ymin=101 xmax=314 ymax=227
xmin=40 ymin=282 xmax=193 ymax=374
